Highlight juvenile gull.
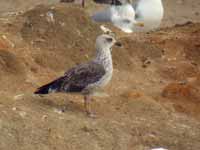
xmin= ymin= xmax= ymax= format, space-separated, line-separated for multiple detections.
xmin=92 ymin=0 xmax=144 ymax=33
xmin=132 ymin=0 xmax=164 ymax=32
xmin=34 ymin=34 xmax=120 ymax=117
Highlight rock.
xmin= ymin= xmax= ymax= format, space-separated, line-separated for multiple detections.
xmin=162 ymin=82 xmax=196 ymax=98
xmin=124 ymin=90 xmax=143 ymax=99
xmin=186 ymin=77 xmax=197 ymax=83
xmin=12 ymin=107 xmax=17 ymax=111
xmin=42 ymin=115 xmax=48 ymax=120
xmin=19 ymin=111 xmax=27 ymax=118
xmin=14 ymin=94 xmax=24 ymax=100
xmin=0 ymin=38 xmax=9 ymax=49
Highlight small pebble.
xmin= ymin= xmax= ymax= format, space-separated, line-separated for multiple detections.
xmin=12 ymin=107 xmax=17 ymax=111
xmin=19 ymin=111 xmax=27 ymax=118
xmin=14 ymin=94 xmax=24 ymax=100
xmin=42 ymin=115 xmax=48 ymax=120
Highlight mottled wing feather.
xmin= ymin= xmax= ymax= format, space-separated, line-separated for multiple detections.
xmin=61 ymin=62 xmax=106 ymax=92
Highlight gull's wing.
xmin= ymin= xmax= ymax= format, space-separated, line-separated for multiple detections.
xmin=34 ymin=62 xmax=105 ymax=94
xmin=62 ymin=61 xmax=106 ymax=92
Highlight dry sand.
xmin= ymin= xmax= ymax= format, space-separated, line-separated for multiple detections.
xmin=0 ymin=1 xmax=200 ymax=150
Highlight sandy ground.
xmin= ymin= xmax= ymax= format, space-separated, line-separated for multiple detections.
xmin=0 ymin=1 xmax=200 ymax=150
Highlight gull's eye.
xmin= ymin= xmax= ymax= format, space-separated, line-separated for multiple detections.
xmin=106 ymin=38 xmax=113 ymax=42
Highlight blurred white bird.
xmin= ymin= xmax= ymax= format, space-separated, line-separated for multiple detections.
xmin=92 ymin=0 xmax=144 ymax=33
xmin=132 ymin=0 xmax=164 ymax=32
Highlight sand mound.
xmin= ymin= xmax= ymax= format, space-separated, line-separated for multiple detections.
xmin=21 ymin=4 xmax=100 ymax=50
xmin=0 ymin=0 xmax=59 ymax=15
xmin=0 ymin=49 xmax=25 ymax=76
xmin=19 ymin=4 xmax=101 ymax=71
xmin=0 ymin=3 xmax=200 ymax=149
xmin=0 ymin=49 xmax=26 ymax=91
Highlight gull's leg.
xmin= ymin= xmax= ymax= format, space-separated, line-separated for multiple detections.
xmin=84 ymin=95 xmax=96 ymax=118
xmin=84 ymin=95 xmax=91 ymax=115
xmin=81 ymin=0 xmax=85 ymax=7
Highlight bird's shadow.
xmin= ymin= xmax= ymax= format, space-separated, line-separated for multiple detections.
xmin=32 ymin=94 xmax=85 ymax=114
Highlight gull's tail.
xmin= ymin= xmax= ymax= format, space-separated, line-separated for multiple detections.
xmin=34 ymin=77 xmax=64 ymax=94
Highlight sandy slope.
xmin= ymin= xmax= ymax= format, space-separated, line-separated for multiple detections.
xmin=0 ymin=1 xmax=200 ymax=150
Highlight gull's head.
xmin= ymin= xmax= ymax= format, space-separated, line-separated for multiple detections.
xmin=95 ymin=34 xmax=118 ymax=51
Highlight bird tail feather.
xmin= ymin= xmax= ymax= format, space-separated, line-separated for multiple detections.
xmin=34 ymin=77 xmax=64 ymax=94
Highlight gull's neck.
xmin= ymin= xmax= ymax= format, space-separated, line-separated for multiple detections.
xmin=93 ymin=47 xmax=113 ymax=72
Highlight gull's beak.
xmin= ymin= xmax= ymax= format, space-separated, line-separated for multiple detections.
xmin=134 ymin=22 xmax=144 ymax=27
xmin=115 ymin=41 xmax=122 ymax=47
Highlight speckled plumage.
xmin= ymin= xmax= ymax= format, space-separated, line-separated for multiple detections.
xmin=60 ymin=62 xmax=106 ymax=93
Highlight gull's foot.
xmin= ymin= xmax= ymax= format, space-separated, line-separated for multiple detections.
xmin=86 ymin=111 xmax=97 ymax=118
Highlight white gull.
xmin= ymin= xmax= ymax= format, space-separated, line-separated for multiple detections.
xmin=92 ymin=0 xmax=144 ymax=33
xmin=132 ymin=0 xmax=164 ymax=32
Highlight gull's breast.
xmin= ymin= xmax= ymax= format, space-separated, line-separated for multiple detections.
xmin=136 ymin=0 xmax=163 ymax=19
